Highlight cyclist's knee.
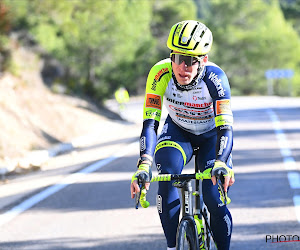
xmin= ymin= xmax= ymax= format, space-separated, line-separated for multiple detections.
xmin=154 ymin=141 xmax=187 ymax=174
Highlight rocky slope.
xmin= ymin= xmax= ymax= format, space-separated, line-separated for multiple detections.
xmin=0 ymin=38 xmax=117 ymax=168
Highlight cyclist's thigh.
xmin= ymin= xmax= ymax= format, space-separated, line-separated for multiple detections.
xmin=195 ymin=129 xmax=232 ymax=171
xmin=155 ymin=116 xmax=193 ymax=174
xmin=195 ymin=130 xmax=233 ymax=212
xmin=194 ymin=130 xmax=217 ymax=172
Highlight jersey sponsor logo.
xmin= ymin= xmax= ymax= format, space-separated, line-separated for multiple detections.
xmin=219 ymin=125 xmax=231 ymax=130
xmin=166 ymin=97 xmax=212 ymax=109
xmin=157 ymin=136 xmax=171 ymax=144
xmin=192 ymin=96 xmax=206 ymax=101
xmin=223 ymin=214 xmax=232 ymax=236
xmin=177 ymin=117 xmax=212 ymax=124
xmin=216 ymin=99 xmax=232 ymax=115
xmin=161 ymin=123 xmax=168 ymax=135
xmin=145 ymin=93 xmax=161 ymax=109
xmin=215 ymin=115 xmax=233 ymax=127
xmin=156 ymin=163 xmax=162 ymax=174
xmin=208 ymin=72 xmax=226 ymax=97
xmin=145 ymin=110 xmax=161 ymax=119
xmin=206 ymin=159 xmax=215 ymax=167
xmin=157 ymin=195 xmax=162 ymax=213
xmin=218 ymin=136 xmax=228 ymax=155
xmin=152 ymin=67 xmax=169 ymax=91
xmin=169 ymin=105 xmax=214 ymax=118
xmin=140 ymin=136 xmax=146 ymax=152
xmin=172 ymin=92 xmax=183 ymax=98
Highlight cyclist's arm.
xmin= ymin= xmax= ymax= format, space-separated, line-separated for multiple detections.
xmin=131 ymin=60 xmax=171 ymax=198
xmin=139 ymin=60 xmax=171 ymax=161
xmin=204 ymin=64 xmax=234 ymax=190
xmin=205 ymin=64 xmax=233 ymax=163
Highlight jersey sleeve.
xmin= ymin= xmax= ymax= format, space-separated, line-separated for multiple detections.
xmin=204 ymin=64 xmax=233 ymax=164
xmin=143 ymin=59 xmax=172 ymax=122
xmin=140 ymin=59 xmax=172 ymax=158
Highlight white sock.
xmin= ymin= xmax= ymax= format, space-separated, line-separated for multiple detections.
xmin=167 ymin=248 xmax=176 ymax=250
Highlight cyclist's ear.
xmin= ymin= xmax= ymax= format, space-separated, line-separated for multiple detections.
xmin=200 ymin=55 xmax=208 ymax=67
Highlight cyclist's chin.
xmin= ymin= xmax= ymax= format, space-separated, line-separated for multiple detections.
xmin=177 ymin=78 xmax=192 ymax=86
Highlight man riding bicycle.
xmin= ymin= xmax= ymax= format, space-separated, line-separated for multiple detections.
xmin=130 ymin=20 xmax=235 ymax=250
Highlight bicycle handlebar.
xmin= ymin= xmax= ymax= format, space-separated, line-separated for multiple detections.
xmin=136 ymin=170 xmax=212 ymax=209
xmin=135 ymin=168 xmax=231 ymax=209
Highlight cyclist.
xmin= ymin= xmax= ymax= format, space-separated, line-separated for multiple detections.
xmin=114 ymin=86 xmax=130 ymax=113
xmin=130 ymin=20 xmax=235 ymax=250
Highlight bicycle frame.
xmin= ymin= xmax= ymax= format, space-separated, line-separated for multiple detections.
xmin=136 ymin=152 xmax=228 ymax=249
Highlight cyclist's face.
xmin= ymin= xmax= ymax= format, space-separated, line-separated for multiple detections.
xmin=171 ymin=52 xmax=208 ymax=85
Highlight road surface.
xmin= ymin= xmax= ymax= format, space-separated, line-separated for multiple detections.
xmin=0 ymin=96 xmax=299 ymax=249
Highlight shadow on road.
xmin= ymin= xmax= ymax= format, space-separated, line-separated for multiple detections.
xmin=0 ymin=234 xmax=166 ymax=250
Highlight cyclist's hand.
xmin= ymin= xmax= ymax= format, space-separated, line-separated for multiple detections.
xmin=211 ymin=161 xmax=235 ymax=192
xmin=130 ymin=164 xmax=151 ymax=199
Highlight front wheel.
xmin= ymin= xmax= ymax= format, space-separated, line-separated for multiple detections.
xmin=176 ymin=218 xmax=198 ymax=250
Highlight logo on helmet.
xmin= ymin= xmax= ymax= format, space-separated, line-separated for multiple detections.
xmin=193 ymin=23 xmax=205 ymax=42
xmin=182 ymin=36 xmax=189 ymax=43
xmin=175 ymin=23 xmax=183 ymax=37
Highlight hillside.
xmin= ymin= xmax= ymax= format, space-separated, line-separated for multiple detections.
xmin=0 ymin=38 xmax=118 ymax=168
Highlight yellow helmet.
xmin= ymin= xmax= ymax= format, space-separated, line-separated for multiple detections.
xmin=167 ymin=20 xmax=213 ymax=56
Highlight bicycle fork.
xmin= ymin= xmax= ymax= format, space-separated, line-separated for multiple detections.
xmin=178 ymin=180 xmax=193 ymax=216
xmin=176 ymin=180 xmax=200 ymax=249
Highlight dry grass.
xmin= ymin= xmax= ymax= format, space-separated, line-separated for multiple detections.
xmin=0 ymin=39 xmax=111 ymax=166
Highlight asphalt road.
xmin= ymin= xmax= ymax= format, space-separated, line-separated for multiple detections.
xmin=0 ymin=96 xmax=300 ymax=250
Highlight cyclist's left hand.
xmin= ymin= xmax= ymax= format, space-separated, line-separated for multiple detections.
xmin=211 ymin=161 xmax=235 ymax=192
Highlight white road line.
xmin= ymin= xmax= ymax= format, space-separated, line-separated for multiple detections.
xmin=267 ymin=109 xmax=300 ymax=222
xmin=0 ymin=141 xmax=138 ymax=227
xmin=293 ymin=196 xmax=300 ymax=222
xmin=288 ymin=172 xmax=300 ymax=189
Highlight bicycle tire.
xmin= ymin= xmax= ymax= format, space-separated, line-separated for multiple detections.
xmin=202 ymin=206 xmax=217 ymax=250
xmin=176 ymin=218 xmax=198 ymax=250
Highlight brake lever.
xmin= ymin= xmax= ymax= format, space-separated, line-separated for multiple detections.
xmin=135 ymin=183 xmax=142 ymax=209
xmin=216 ymin=176 xmax=227 ymax=206
xmin=135 ymin=176 xmax=145 ymax=209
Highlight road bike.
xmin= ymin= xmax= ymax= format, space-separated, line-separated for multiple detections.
xmin=135 ymin=148 xmax=230 ymax=250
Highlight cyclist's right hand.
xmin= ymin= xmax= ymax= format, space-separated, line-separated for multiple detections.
xmin=130 ymin=164 xmax=151 ymax=199
xmin=211 ymin=161 xmax=234 ymax=192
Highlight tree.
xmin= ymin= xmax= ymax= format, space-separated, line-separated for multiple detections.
xmin=0 ymin=0 xmax=11 ymax=72
xmin=204 ymin=0 xmax=300 ymax=95
xmin=280 ymin=0 xmax=300 ymax=35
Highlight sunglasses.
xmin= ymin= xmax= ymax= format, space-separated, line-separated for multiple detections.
xmin=170 ymin=53 xmax=203 ymax=66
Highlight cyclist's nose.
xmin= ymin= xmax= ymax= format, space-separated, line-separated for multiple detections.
xmin=179 ymin=61 xmax=188 ymax=69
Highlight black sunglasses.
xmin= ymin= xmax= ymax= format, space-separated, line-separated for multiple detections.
xmin=170 ymin=53 xmax=203 ymax=66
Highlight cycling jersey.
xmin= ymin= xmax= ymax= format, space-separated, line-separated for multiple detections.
xmin=140 ymin=58 xmax=233 ymax=163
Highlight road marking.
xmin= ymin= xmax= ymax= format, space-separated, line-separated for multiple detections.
xmin=288 ymin=172 xmax=300 ymax=189
xmin=293 ymin=196 xmax=300 ymax=222
xmin=267 ymin=109 xmax=300 ymax=222
xmin=0 ymin=141 xmax=138 ymax=227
